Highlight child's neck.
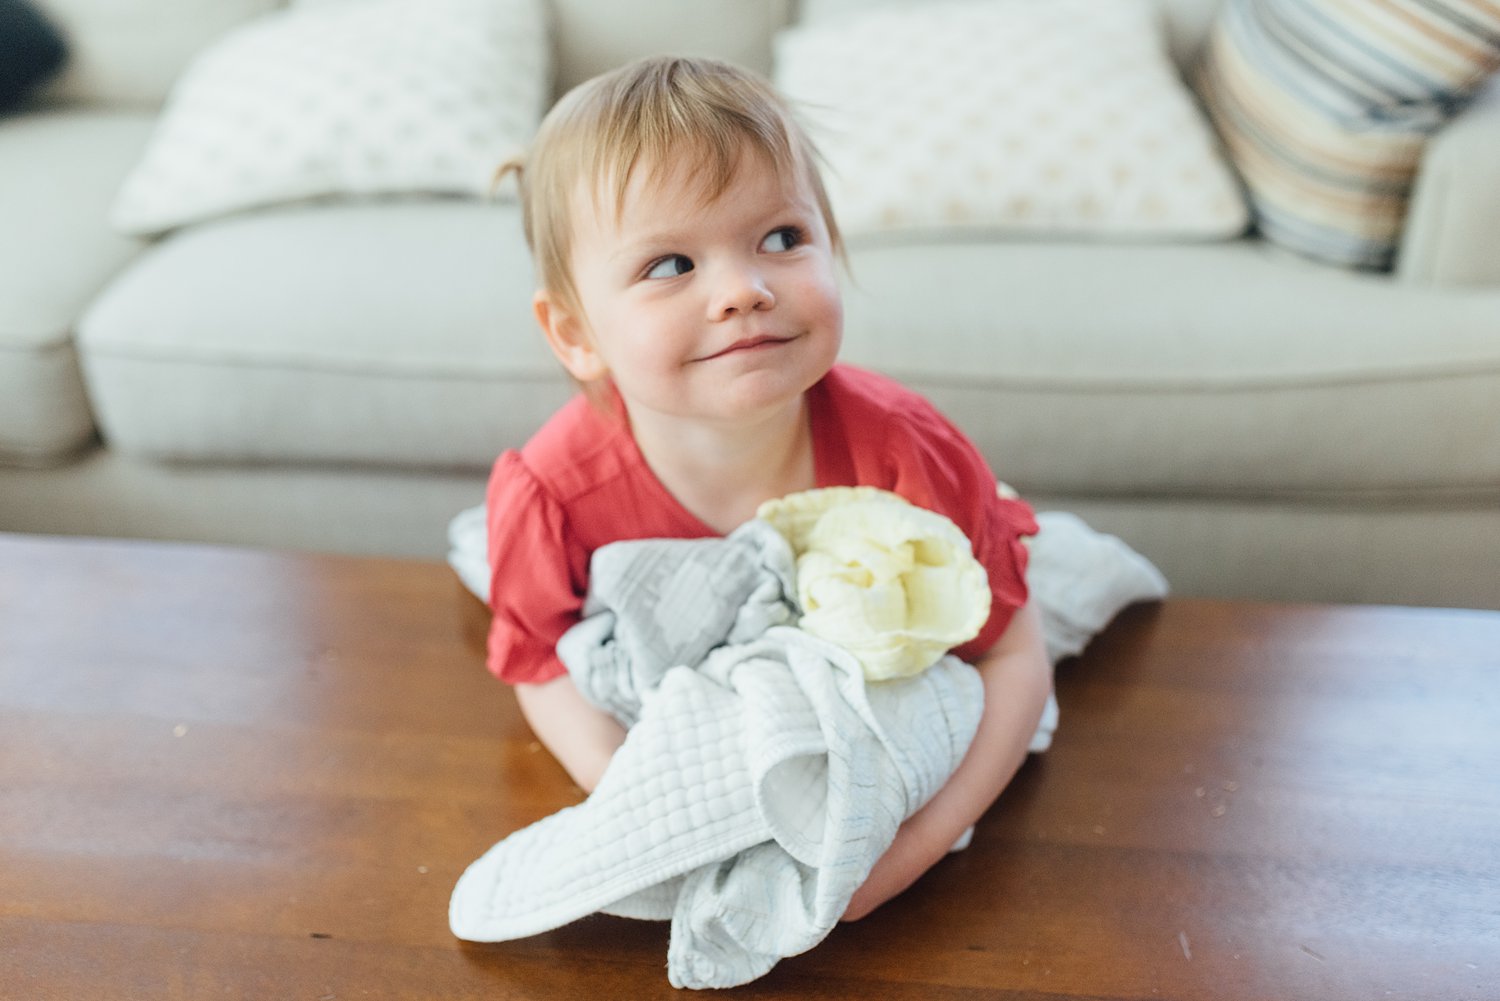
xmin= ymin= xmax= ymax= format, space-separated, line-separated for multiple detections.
xmin=627 ymin=395 xmax=815 ymax=535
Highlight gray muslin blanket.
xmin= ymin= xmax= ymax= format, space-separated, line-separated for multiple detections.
xmin=448 ymin=519 xmax=985 ymax=989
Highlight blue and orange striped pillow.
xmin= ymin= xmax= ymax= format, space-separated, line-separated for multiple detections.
xmin=1198 ymin=0 xmax=1500 ymax=270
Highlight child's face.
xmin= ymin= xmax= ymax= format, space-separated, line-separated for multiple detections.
xmin=549 ymin=147 xmax=843 ymax=426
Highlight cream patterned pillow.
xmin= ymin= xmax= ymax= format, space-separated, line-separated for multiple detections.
xmin=111 ymin=0 xmax=548 ymax=236
xmin=774 ymin=0 xmax=1248 ymax=240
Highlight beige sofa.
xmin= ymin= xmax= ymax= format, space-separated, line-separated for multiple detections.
xmin=3 ymin=0 xmax=1499 ymax=610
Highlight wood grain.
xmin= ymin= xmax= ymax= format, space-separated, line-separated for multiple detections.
xmin=2 ymin=533 xmax=1497 ymax=1000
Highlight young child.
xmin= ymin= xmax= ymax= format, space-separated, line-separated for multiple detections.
xmin=485 ymin=55 xmax=1052 ymax=921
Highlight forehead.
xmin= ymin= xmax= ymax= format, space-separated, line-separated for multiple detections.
xmin=579 ymin=144 xmax=813 ymax=236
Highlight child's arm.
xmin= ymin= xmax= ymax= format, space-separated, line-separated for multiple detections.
xmin=514 ymin=674 xmax=628 ymax=792
xmin=842 ymin=598 xmax=1052 ymax=921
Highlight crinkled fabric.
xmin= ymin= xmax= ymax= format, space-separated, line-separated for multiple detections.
xmin=449 ymin=520 xmax=984 ymax=989
xmin=759 ymin=487 xmax=992 ymax=680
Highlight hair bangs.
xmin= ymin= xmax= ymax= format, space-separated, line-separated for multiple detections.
xmin=589 ymin=59 xmax=800 ymax=224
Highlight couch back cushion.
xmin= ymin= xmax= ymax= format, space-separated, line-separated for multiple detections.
xmin=36 ymin=0 xmax=793 ymax=109
xmin=36 ymin=0 xmax=283 ymax=108
xmin=549 ymin=0 xmax=792 ymax=96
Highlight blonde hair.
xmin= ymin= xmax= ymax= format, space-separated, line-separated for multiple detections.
xmin=496 ymin=55 xmax=843 ymax=320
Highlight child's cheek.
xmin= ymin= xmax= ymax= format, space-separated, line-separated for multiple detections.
xmin=814 ymin=274 xmax=845 ymax=335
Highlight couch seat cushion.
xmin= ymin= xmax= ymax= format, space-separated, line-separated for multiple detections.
xmin=77 ymin=200 xmax=573 ymax=469
xmin=838 ymin=239 xmax=1500 ymax=499
xmin=0 ymin=109 xmax=154 ymax=465
xmin=76 ymin=198 xmax=1500 ymax=501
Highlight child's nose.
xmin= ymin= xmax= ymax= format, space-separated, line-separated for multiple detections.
xmin=709 ymin=265 xmax=775 ymax=319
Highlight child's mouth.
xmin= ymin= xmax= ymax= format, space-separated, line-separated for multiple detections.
xmin=700 ymin=335 xmax=796 ymax=360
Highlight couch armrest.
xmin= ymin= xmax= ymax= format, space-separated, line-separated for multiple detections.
xmin=1397 ymin=78 xmax=1500 ymax=287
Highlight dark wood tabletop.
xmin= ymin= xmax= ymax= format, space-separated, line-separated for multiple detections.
xmin=2 ymin=532 xmax=1497 ymax=1000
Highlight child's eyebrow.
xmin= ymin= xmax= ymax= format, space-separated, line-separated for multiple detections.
xmin=610 ymin=230 xmax=692 ymax=263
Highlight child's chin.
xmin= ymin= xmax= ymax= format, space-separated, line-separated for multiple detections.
xmin=714 ymin=367 xmax=826 ymax=414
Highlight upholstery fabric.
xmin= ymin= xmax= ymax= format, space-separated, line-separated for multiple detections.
xmin=1398 ymin=81 xmax=1500 ymax=285
xmin=34 ymin=0 xmax=281 ymax=109
xmin=834 ymin=240 xmax=1500 ymax=496
xmin=77 ymin=214 xmax=1500 ymax=497
xmin=0 ymin=111 xmax=154 ymax=464
xmin=548 ymin=0 xmax=791 ymax=96
xmin=77 ymin=201 xmax=567 ymax=467
xmin=4 ymin=455 xmax=1498 ymax=610
xmin=1197 ymin=0 xmax=1500 ymax=270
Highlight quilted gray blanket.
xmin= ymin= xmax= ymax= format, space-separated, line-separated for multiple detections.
xmin=448 ymin=519 xmax=985 ymax=988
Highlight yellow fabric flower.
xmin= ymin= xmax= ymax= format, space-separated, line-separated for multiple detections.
xmin=757 ymin=487 xmax=991 ymax=680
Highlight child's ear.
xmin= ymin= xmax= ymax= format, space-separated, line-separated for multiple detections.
xmin=534 ymin=290 xmax=607 ymax=383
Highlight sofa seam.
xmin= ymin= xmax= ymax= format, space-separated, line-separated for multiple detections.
xmin=1025 ymin=484 xmax=1500 ymax=506
xmin=77 ymin=344 xmax=1500 ymax=392
xmin=78 ymin=346 xmax=564 ymax=382
xmin=888 ymin=362 xmax=1500 ymax=394
xmin=0 ymin=332 xmax=80 ymax=356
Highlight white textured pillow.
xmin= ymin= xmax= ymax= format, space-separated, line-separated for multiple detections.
xmin=775 ymin=0 xmax=1248 ymax=240
xmin=111 ymin=0 xmax=548 ymax=236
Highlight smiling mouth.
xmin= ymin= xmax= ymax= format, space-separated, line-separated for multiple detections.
xmin=698 ymin=335 xmax=797 ymax=361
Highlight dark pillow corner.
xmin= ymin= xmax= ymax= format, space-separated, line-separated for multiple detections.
xmin=0 ymin=0 xmax=70 ymax=114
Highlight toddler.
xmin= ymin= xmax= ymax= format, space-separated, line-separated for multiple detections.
xmin=485 ymin=55 xmax=1052 ymax=920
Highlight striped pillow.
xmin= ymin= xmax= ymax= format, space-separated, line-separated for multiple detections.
xmin=1197 ymin=0 xmax=1500 ymax=270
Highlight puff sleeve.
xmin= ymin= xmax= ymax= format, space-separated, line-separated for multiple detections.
xmin=483 ymin=451 xmax=585 ymax=685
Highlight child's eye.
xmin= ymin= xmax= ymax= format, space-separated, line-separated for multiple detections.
xmin=760 ymin=227 xmax=804 ymax=253
xmin=644 ymin=255 xmax=694 ymax=280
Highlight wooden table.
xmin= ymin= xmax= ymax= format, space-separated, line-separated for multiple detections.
xmin=3 ymin=533 xmax=1497 ymax=1000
